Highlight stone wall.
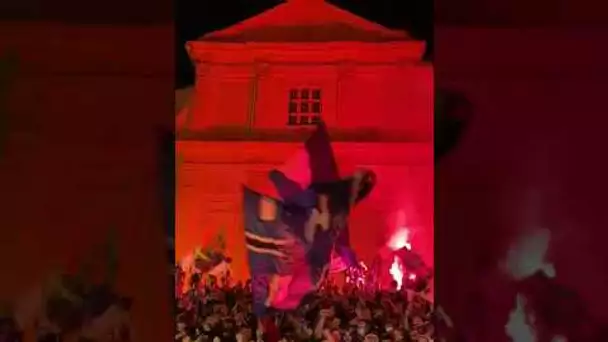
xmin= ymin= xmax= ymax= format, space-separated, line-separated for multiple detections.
xmin=176 ymin=141 xmax=433 ymax=280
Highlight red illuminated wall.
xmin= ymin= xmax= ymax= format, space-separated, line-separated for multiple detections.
xmin=436 ymin=27 xmax=608 ymax=340
xmin=176 ymin=141 xmax=433 ymax=281
xmin=176 ymin=1 xmax=433 ymax=280
xmin=184 ymin=42 xmax=430 ymax=135
xmin=176 ymin=6 xmax=433 ymax=281
xmin=176 ymin=20 xmax=433 ymax=277
xmin=0 ymin=23 xmax=174 ymax=341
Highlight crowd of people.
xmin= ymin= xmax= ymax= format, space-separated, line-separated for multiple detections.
xmin=175 ymin=269 xmax=453 ymax=342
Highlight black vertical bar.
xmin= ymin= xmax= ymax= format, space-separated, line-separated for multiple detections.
xmin=157 ymin=128 xmax=176 ymax=313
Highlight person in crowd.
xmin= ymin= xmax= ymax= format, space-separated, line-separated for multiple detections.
xmin=175 ymin=268 xmax=448 ymax=342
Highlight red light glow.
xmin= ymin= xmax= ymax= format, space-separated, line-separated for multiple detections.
xmin=388 ymin=227 xmax=412 ymax=251
xmin=389 ymin=256 xmax=404 ymax=290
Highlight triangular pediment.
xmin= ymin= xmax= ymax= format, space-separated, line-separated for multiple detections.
xmin=200 ymin=0 xmax=410 ymax=43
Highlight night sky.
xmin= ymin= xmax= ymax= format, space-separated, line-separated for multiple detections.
xmin=175 ymin=0 xmax=432 ymax=88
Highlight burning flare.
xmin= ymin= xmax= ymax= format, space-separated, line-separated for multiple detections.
xmin=388 ymin=227 xmax=412 ymax=251
xmin=387 ymin=227 xmax=416 ymax=289
xmin=389 ymin=256 xmax=404 ymax=290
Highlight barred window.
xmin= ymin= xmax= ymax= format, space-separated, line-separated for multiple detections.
xmin=287 ymin=88 xmax=322 ymax=126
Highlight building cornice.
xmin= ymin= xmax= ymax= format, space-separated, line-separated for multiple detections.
xmin=176 ymin=128 xmax=431 ymax=143
xmin=187 ymin=41 xmax=425 ymax=65
xmin=177 ymin=140 xmax=432 ymax=166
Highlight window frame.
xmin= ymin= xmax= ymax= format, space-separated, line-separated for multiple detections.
xmin=287 ymin=87 xmax=322 ymax=126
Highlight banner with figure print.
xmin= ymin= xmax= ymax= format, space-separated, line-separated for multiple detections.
xmin=268 ymin=122 xmax=376 ymax=272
